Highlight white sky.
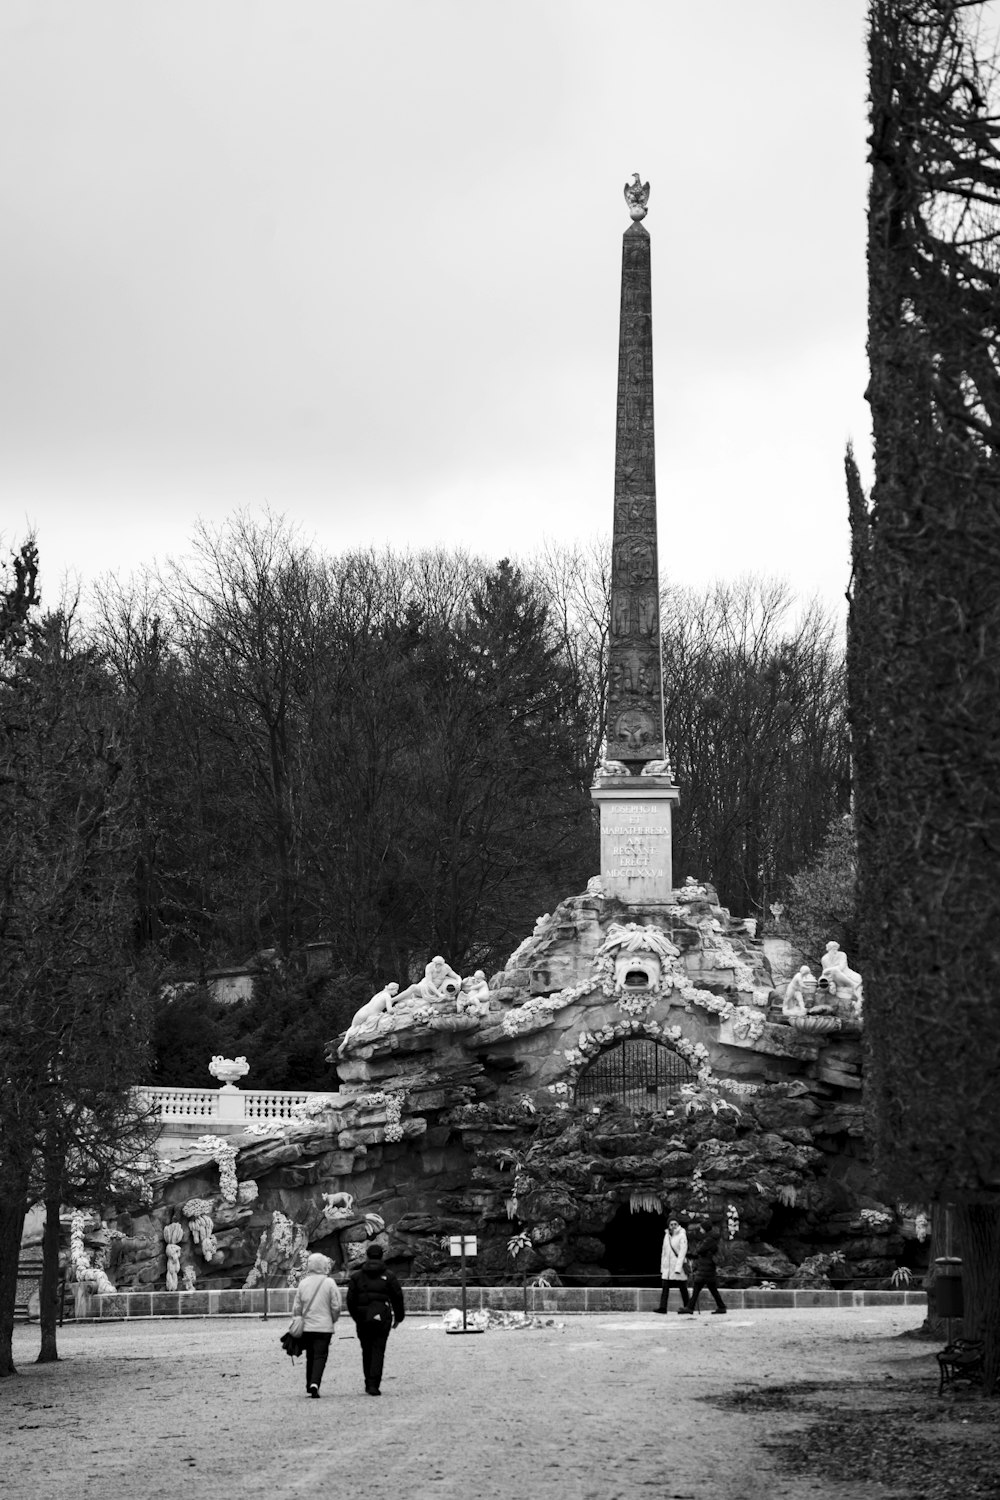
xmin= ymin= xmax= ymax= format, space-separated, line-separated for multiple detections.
xmin=0 ymin=1 xmax=874 ymax=616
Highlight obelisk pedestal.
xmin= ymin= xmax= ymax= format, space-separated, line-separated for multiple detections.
xmin=592 ymin=778 xmax=679 ymax=902
xmin=591 ymin=174 xmax=679 ymax=904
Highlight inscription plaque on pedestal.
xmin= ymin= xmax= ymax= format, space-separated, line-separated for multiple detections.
xmin=593 ymin=783 xmax=679 ymax=902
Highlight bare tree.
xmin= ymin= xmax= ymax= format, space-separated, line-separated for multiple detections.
xmin=533 ymin=536 xmax=612 ymax=792
xmin=662 ymin=577 xmax=849 ymax=917
xmin=164 ymin=512 xmax=326 ymax=958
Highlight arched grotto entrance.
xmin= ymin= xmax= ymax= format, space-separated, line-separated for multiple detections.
xmin=575 ymin=1038 xmax=696 ymax=1111
xmin=600 ymin=1204 xmax=666 ymax=1287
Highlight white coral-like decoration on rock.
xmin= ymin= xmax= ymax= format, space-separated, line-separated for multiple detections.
xmin=291 ymin=1094 xmax=340 ymax=1121
xmin=69 ymin=1211 xmax=116 ymax=1295
xmin=193 ymin=1134 xmax=239 ymax=1203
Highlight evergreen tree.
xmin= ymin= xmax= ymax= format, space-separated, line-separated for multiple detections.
xmin=0 ymin=553 xmax=152 ymax=1375
xmin=858 ymin=0 xmax=1000 ymax=1389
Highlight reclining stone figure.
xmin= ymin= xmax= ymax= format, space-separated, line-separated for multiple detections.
xmin=337 ymin=982 xmax=399 ymax=1056
xmin=394 ymin=955 xmax=463 ymax=1007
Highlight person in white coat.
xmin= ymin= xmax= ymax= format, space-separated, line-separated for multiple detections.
xmin=655 ymin=1218 xmax=690 ymax=1313
xmin=291 ymin=1253 xmax=342 ymax=1397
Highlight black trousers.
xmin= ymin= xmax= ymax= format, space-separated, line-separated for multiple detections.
xmin=357 ymin=1324 xmax=390 ymax=1390
xmin=689 ymin=1272 xmax=727 ymax=1312
xmin=301 ymin=1331 xmax=332 ymax=1389
xmin=657 ymin=1278 xmax=691 ymax=1311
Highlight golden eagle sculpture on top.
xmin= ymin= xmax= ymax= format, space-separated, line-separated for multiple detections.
xmin=624 ymin=172 xmax=650 ymax=220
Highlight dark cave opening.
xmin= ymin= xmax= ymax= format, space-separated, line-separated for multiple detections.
xmin=599 ymin=1204 xmax=667 ymax=1287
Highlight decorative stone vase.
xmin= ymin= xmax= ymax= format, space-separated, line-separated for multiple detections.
xmin=209 ymin=1055 xmax=250 ymax=1090
xmin=789 ymin=1014 xmax=841 ymax=1035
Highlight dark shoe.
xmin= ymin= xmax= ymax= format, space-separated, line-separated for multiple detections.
xmin=712 ymin=1308 xmax=728 ymax=1315
xmin=309 ymin=1383 xmax=320 ymax=1397
xmin=676 ymin=1308 xmax=694 ymax=1315
xmin=654 ymin=1308 xmax=667 ymax=1315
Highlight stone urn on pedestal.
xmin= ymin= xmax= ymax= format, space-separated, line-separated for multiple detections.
xmin=209 ymin=1055 xmax=250 ymax=1090
xmin=209 ymin=1055 xmax=250 ymax=1123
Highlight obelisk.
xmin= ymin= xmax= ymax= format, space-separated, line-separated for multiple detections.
xmin=591 ymin=174 xmax=679 ymax=903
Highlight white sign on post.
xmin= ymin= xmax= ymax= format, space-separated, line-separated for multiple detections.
xmin=448 ymin=1235 xmax=477 ymax=1257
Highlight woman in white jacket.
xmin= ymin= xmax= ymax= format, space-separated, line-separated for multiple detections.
xmin=291 ymin=1253 xmax=342 ymax=1397
xmin=655 ymin=1219 xmax=690 ymax=1313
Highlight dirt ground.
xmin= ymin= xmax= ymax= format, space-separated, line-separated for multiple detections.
xmin=3 ymin=1306 xmax=997 ymax=1500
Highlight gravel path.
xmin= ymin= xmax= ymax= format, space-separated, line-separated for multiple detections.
xmin=4 ymin=1307 xmax=931 ymax=1500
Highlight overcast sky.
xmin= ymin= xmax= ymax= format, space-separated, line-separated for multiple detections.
xmin=0 ymin=1 xmax=873 ymax=616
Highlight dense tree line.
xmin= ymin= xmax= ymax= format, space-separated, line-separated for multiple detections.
xmin=857 ymin=0 xmax=1000 ymax=1388
xmin=84 ymin=518 xmax=849 ymax=1086
xmin=96 ymin=517 xmax=598 ymax=985
xmin=0 ymin=514 xmax=852 ymax=1345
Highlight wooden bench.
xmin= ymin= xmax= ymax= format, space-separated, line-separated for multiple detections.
xmin=937 ymin=1339 xmax=984 ymax=1396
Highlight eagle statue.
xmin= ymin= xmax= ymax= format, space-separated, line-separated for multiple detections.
xmin=624 ymin=173 xmax=650 ymax=221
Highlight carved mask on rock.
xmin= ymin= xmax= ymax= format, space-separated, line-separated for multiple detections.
xmin=614 ymin=952 xmax=661 ymax=992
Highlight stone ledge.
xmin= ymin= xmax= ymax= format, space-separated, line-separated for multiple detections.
xmin=72 ymin=1285 xmax=926 ymax=1320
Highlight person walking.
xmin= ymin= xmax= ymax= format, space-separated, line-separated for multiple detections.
xmin=655 ymin=1217 xmax=690 ymax=1313
xmin=291 ymin=1252 xmax=342 ymax=1397
xmin=346 ymin=1243 xmax=405 ymax=1396
xmin=678 ymin=1220 xmax=727 ymax=1315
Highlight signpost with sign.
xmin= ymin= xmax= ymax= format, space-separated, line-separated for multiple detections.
xmin=447 ymin=1234 xmax=480 ymax=1333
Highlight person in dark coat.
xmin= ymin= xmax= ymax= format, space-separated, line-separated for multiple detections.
xmin=346 ymin=1243 xmax=405 ymax=1395
xmin=677 ymin=1220 xmax=727 ymax=1314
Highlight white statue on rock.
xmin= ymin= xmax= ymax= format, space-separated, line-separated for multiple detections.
xmin=322 ymin=1192 xmax=355 ymax=1219
xmin=395 ymin=955 xmax=463 ymax=1006
xmin=337 ymin=981 xmax=399 ymax=1055
xmin=457 ymin=969 xmax=491 ymax=1014
xmin=782 ymin=965 xmax=817 ymax=1016
xmin=820 ymin=942 xmax=864 ymax=1007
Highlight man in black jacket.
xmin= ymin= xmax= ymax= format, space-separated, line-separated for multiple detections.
xmin=346 ymin=1243 xmax=405 ymax=1395
xmin=678 ymin=1220 xmax=728 ymax=1315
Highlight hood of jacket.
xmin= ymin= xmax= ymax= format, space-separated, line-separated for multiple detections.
xmin=355 ymin=1263 xmax=390 ymax=1286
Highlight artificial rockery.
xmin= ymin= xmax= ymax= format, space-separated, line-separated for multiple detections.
xmin=98 ymin=880 xmax=924 ymax=1294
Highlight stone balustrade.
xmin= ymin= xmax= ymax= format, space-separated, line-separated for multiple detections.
xmin=146 ymin=1087 xmax=223 ymax=1120
xmin=139 ymin=1084 xmax=319 ymax=1157
xmin=142 ymin=1085 xmax=314 ymax=1123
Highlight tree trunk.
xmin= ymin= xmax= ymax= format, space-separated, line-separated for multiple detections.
xmin=0 ymin=1186 xmax=29 ymax=1377
xmin=36 ymin=1194 xmax=62 ymax=1363
xmin=914 ymin=1202 xmax=952 ymax=1340
xmin=954 ymin=1201 xmax=1000 ymax=1395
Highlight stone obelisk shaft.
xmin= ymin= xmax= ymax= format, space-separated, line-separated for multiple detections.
xmin=606 ymin=220 xmax=667 ymax=768
xmin=592 ymin=184 xmax=677 ymax=904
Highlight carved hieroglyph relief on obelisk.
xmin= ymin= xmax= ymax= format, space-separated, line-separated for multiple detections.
xmin=591 ymin=175 xmax=679 ymax=904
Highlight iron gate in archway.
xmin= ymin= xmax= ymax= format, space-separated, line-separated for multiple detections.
xmin=574 ymin=1039 xmax=696 ymax=1111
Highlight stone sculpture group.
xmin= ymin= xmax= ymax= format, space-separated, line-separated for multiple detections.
xmin=338 ymin=957 xmax=493 ymax=1055
xmin=783 ymin=942 xmax=864 ymax=1021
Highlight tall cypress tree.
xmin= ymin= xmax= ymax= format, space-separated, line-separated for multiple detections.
xmin=857 ymin=1 xmax=1000 ymax=1388
xmin=0 ymin=556 xmax=152 ymax=1376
